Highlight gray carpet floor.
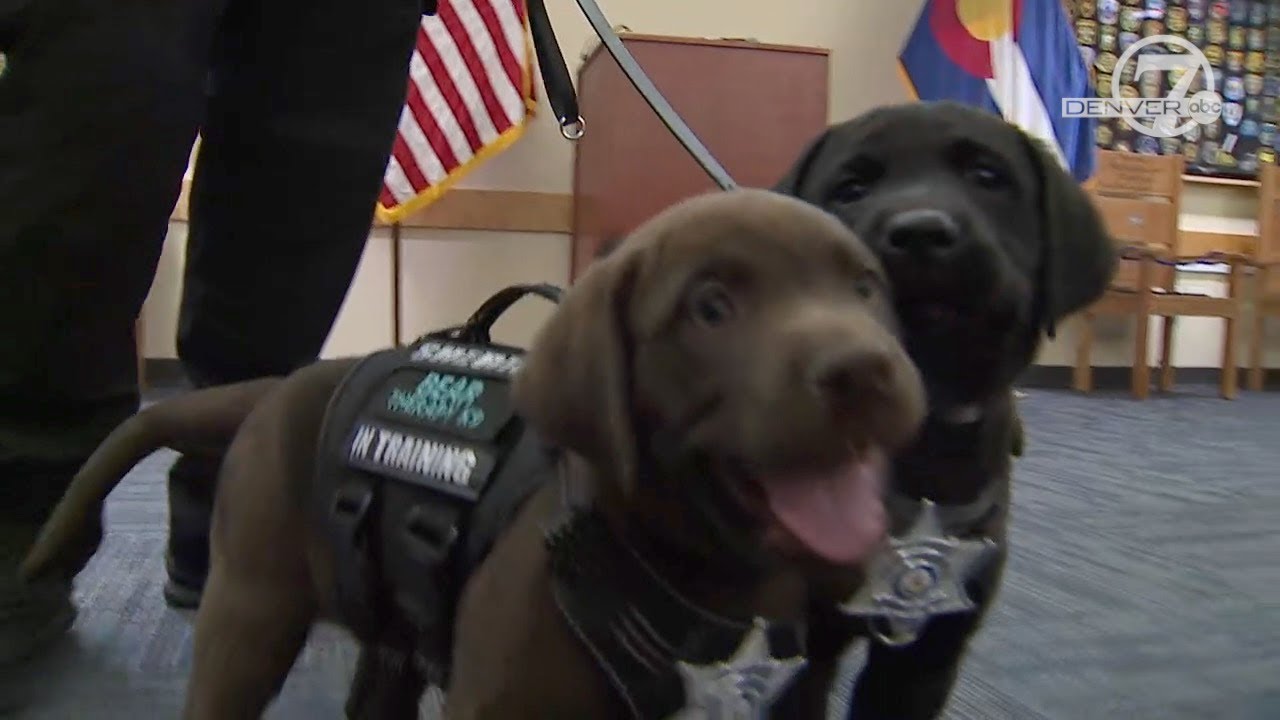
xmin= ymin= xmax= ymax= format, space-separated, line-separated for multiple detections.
xmin=7 ymin=386 xmax=1280 ymax=719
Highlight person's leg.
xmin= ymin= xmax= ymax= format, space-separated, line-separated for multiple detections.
xmin=163 ymin=0 xmax=424 ymax=607
xmin=0 ymin=0 xmax=218 ymax=670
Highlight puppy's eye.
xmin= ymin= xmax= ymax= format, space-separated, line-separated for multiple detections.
xmin=831 ymin=176 xmax=872 ymax=204
xmin=964 ymin=160 xmax=1010 ymax=189
xmin=853 ymin=273 xmax=877 ymax=299
xmin=688 ymin=280 xmax=735 ymax=327
xmin=829 ymin=158 xmax=882 ymax=204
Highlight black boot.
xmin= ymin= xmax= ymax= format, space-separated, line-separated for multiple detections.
xmin=0 ymin=462 xmax=80 ymax=668
xmin=0 ymin=524 xmax=76 ymax=668
xmin=163 ymin=454 xmax=219 ymax=609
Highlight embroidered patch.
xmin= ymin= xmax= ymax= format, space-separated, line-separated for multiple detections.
xmin=345 ymin=420 xmax=497 ymax=501
xmin=409 ymin=339 xmax=523 ymax=378
xmin=374 ymin=367 xmax=514 ymax=442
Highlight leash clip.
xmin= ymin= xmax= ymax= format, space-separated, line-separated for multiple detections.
xmin=560 ymin=115 xmax=586 ymax=140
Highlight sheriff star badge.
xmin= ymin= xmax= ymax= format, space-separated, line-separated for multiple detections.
xmin=669 ymin=619 xmax=805 ymax=720
xmin=839 ymin=499 xmax=999 ymax=647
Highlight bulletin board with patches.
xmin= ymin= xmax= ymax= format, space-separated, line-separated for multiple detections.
xmin=1068 ymin=0 xmax=1280 ymax=179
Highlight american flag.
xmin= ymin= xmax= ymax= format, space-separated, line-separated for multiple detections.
xmin=375 ymin=0 xmax=537 ymax=224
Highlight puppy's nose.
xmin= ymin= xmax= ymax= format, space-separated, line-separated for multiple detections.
xmin=810 ymin=347 xmax=895 ymax=408
xmin=883 ymin=209 xmax=962 ymax=263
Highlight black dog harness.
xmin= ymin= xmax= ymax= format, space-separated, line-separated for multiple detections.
xmin=546 ymin=506 xmax=807 ymax=719
xmin=312 ymin=284 xmax=562 ymax=682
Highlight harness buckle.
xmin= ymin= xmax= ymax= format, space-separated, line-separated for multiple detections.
xmin=401 ymin=504 xmax=461 ymax=566
xmin=330 ymin=482 xmax=374 ymax=540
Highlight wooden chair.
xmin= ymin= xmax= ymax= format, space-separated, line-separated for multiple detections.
xmin=1073 ymin=150 xmax=1244 ymax=399
xmin=1250 ymin=163 xmax=1280 ymax=390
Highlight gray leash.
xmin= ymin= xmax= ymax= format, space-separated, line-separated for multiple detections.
xmin=566 ymin=0 xmax=739 ymax=191
xmin=462 ymin=0 xmax=736 ymax=189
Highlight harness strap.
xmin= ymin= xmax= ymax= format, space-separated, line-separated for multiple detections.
xmin=318 ymin=351 xmax=401 ymax=638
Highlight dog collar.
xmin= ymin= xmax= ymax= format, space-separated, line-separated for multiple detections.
xmin=934 ymin=402 xmax=983 ymax=425
xmin=885 ymin=480 xmax=1002 ymax=537
xmin=544 ymin=507 xmax=807 ymax=720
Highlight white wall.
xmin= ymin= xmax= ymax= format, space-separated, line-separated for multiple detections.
xmin=138 ymin=0 xmax=1280 ymax=370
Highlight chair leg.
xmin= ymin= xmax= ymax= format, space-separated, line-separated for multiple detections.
xmin=1223 ymin=314 xmax=1239 ymax=400
xmin=1158 ymin=315 xmax=1176 ymax=392
xmin=1250 ymin=267 xmax=1268 ymax=392
xmin=1249 ymin=310 xmax=1266 ymax=391
xmin=1133 ymin=311 xmax=1151 ymax=400
xmin=1221 ymin=260 xmax=1243 ymax=400
xmin=1133 ymin=259 xmax=1155 ymax=400
xmin=1073 ymin=313 xmax=1095 ymax=393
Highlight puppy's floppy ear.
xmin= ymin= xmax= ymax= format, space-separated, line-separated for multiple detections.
xmin=594 ymin=235 xmax=625 ymax=261
xmin=773 ymin=127 xmax=834 ymax=198
xmin=513 ymin=245 xmax=642 ymax=494
xmin=1019 ymin=134 xmax=1119 ymax=337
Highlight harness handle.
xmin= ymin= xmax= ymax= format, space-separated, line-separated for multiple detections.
xmin=429 ymin=283 xmax=565 ymax=346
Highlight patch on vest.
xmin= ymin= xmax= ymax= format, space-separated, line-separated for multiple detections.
xmin=409 ymin=340 xmax=523 ymax=378
xmin=375 ymin=367 xmax=513 ymax=443
xmin=336 ymin=338 xmax=526 ymax=505
xmin=345 ymin=420 xmax=498 ymax=502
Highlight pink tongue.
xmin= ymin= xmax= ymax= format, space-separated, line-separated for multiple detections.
xmin=761 ymin=457 xmax=887 ymax=565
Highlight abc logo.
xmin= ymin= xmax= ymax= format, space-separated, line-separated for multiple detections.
xmin=1187 ymin=90 xmax=1225 ymax=124
xmin=1188 ymin=98 xmax=1222 ymax=114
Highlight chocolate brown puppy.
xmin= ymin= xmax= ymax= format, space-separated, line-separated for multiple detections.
xmin=772 ymin=101 xmax=1118 ymax=719
xmin=23 ymin=188 xmax=927 ymax=719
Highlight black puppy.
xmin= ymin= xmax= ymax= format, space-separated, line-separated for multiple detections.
xmin=771 ymin=101 xmax=1117 ymax=719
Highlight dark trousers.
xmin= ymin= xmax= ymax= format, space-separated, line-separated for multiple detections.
xmin=0 ymin=0 xmax=422 ymax=544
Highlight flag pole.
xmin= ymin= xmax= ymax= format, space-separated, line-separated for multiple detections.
xmin=391 ymin=221 xmax=403 ymax=347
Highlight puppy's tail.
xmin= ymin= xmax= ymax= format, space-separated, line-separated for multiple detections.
xmin=19 ymin=378 xmax=283 ymax=582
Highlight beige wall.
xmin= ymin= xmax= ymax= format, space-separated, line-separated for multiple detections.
xmin=139 ymin=0 xmax=1280 ymax=370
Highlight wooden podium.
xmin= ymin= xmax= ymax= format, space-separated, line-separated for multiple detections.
xmin=570 ymin=34 xmax=830 ymax=279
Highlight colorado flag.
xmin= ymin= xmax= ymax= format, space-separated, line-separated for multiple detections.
xmin=899 ymin=0 xmax=1096 ymax=182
